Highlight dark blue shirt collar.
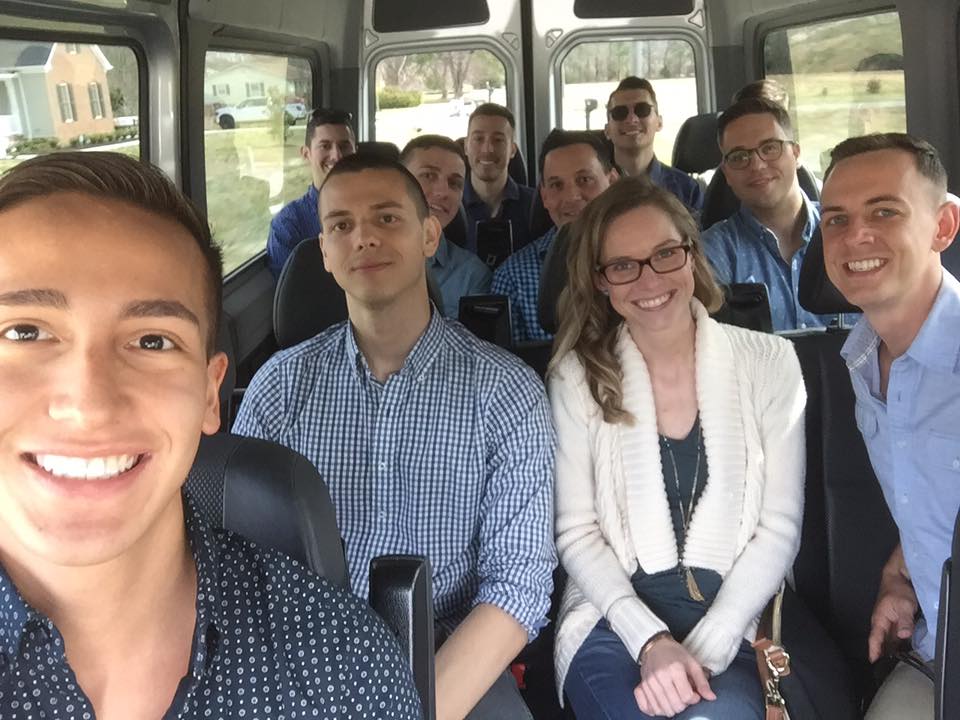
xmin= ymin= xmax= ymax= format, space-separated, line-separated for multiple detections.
xmin=646 ymin=156 xmax=665 ymax=183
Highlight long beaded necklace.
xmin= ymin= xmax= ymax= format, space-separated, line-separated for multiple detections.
xmin=660 ymin=422 xmax=706 ymax=602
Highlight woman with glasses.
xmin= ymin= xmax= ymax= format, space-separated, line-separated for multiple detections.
xmin=550 ymin=177 xmax=806 ymax=719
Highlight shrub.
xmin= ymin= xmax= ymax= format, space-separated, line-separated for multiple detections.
xmin=378 ymin=86 xmax=421 ymax=109
xmin=866 ymin=78 xmax=882 ymax=95
xmin=7 ymin=137 xmax=59 ymax=156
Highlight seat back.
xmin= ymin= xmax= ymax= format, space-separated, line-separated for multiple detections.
xmin=356 ymin=140 xmax=400 ymax=161
xmin=186 ymin=432 xmax=349 ymax=588
xmin=508 ymin=145 xmax=528 ymax=186
xmin=444 ymin=204 xmax=469 ymax=248
xmin=672 ymin=112 xmax=722 ymax=175
xmin=700 ymin=165 xmax=821 ymax=230
xmin=935 ymin=509 xmax=960 ymax=720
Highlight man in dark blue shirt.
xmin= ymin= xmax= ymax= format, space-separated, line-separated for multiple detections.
xmin=603 ymin=76 xmax=703 ymax=212
xmin=0 ymin=151 xmax=421 ymax=719
xmin=463 ymin=103 xmax=536 ymax=259
xmin=267 ymin=108 xmax=357 ymax=278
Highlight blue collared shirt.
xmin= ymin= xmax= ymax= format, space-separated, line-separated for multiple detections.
xmin=841 ymin=269 xmax=960 ymax=661
xmin=0 ymin=497 xmax=422 ymax=719
xmin=267 ymin=184 xmax=321 ymax=278
xmin=463 ymin=176 xmax=536 ymax=255
xmin=490 ymin=227 xmax=557 ymax=345
xmin=647 ymin=156 xmax=704 ymax=212
xmin=702 ymin=194 xmax=839 ymax=331
xmin=233 ymin=310 xmax=557 ymax=640
xmin=429 ymin=234 xmax=492 ymax=318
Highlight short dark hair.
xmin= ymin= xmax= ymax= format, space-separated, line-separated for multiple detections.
xmin=468 ymin=103 xmax=515 ymax=131
xmin=825 ymin=133 xmax=948 ymax=194
xmin=733 ymin=79 xmax=789 ymax=108
xmin=304 ymin=107 xmax=355 ymax=147
xmin=320 ymin=153 xmax=429 ymax=221
xmin=538 ymin=129 xmax=614 ymax=180
xmin=607 ymin=76 xmax=658 ymax=108
xmin=0 ymin=151 xmax=223 ymax=356
xmin=400 ymin=134 xmax=467 ymax=167
xmin=717 ymin=97 xmax=793 ymax=147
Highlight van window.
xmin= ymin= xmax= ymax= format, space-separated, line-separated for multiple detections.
xmin=0 ymin=40 xmax=140 ymax=170
xmin=559 ymin=38 xmax=697 ymax=164
xmin=203 ymin=51 xmax=314 ymax=275
xmin=763 ymin=11 xmax=906 ymax=177
xmin=373 ymin=49 xmax=507 ymax=149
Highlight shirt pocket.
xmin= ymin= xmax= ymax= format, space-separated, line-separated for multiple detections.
xmin=926 ymin=431 xmax=960 ymax=473
xmin=855 ymin=401 xmax=879 ymax=440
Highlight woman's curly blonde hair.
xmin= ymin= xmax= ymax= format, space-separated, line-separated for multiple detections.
xmin=550 ymin=177 xmax=724 ymax=424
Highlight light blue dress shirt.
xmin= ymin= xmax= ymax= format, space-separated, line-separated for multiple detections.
xmin=841 ymin=269 xmax=960 ymax=661
xmin=702 ymin=194 xmax=839 ymax=332
xmin=429 ymin=234 xmax=492 ymax=318
xmin=233 ymin=309 xmax=557 ymax=640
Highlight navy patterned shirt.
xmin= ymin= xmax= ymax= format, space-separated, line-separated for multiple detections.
xmin=490 ymin=227 xmax=557 ymax=345
xmin=463 ymin=176 xmax=537 ymax=256
xmin=0 ymin=499 xmax=422 ymax=719
xmin=233 ymin=310 xmax=556 ymax=640
xmin=268 ymin=184 xmax=321 ymax=278
xmin=647 ymin=157 xmax=704 ymax=213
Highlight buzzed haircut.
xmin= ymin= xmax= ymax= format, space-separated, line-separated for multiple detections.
xmin=538 ymin=129 xmax=614 ymax=179
xmin=717 ymin=96 xmax=793 ymax=147
xmin=607 ymin=76 xmax=658 ymax=108
xmin=825 ymin=132 xmax=948 ymax=195
xmin=400 ymin=134 xmax=467 ymax=167
xmin=305 ymin=107 xmax=355 ymax=147
xmin=0 ymin=151 xmax=223 ymax=356
xmin=468 ymin=103 xmax=516 ymax=131
xmin=320 ymin=153 xmax=430 ymax=221
xmin=733 ymin=79 xmax=789 ymax=108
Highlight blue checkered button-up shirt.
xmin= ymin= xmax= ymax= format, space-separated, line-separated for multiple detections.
xmin=842 ymin=269 xmax=960 ymax=661
xmin=702 ymin=194 xmax=839 ymax=331
xmin=267 ymin=184 xmax=321 ymax=278
xmin=491 ymin=227 xmax=557 ymax=345
xmin=233 ymin=310 xmax=556 ymax=639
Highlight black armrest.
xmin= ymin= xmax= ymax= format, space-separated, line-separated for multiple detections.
xmin=370 ymin=555 xmax=435 ymax=720
xmin=935 ymin=509 xmax=960 ymax=720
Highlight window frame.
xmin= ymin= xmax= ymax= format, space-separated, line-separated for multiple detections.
xmin=56 ymin=82 xmax=76 ymax=122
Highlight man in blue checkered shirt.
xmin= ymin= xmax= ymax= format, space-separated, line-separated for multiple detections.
xmin=234 ymin=153 xmax=556 ymax=720
xmin=491 ymin=130 xmax=618 ymax=345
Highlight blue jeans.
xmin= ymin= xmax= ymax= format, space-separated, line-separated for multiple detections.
xmin=564 ymin=619 xmax=763 ymax=720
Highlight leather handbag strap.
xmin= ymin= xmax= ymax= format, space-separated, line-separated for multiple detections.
xmin=754 ymin=586 xmax=792 ymax=720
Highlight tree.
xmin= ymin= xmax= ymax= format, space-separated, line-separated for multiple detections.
xmin=378 ymin=55 xmax=409 ymax=88
xmin=443 ymin=51 xmax=474 ymax=98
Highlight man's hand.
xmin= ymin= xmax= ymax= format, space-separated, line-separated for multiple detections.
xmin=634 ymin=636 xmax=716 ymax=717
xmin=868 ymin=545 xmax=919 ymax=662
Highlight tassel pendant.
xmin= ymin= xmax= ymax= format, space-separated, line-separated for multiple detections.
xmin=685 ymin=566 xmax=706 ymax=602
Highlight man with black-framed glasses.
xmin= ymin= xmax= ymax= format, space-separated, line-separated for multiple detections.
xmin=266 ymin=107 xmax=356 ymax=278
xmin=603 ymin=76 xmax=703 ymax=212
xmin=702 ymin=96 xmax=839 ymax=331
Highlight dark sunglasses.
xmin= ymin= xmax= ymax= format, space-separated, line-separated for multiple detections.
xmin=608 ymin=102 xmax=655 ymax=122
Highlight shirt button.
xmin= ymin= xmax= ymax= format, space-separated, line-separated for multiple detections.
xmin=378 ymin=461 xmax=387 ymax=471
xmin=953 ymin=458 xmax=960 ymax=470
xmin=899 ymin=495 xmax=909 ymax=505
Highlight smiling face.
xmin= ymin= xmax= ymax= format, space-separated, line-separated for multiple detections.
xmin=604 ymin=88 xmax=663 ymax=154
xmin=540 ymin=143 xmax=616 ymax=227
xmin=719 ymin=112 xmax=800 ymax=212
xmin=302 ymin=123 xmax=356 ymax=187
xmin=320 ymin=168 xmax=441 ymax=310
xmin=820 ymin=148 xmax=957 ymax=317
xmin=465 ymin=114 xmax=516 ymax=184
xmin=597 ymin=204 xmax=695 ymax=335
xmin=0 ymin=193 xmax=226 ymax=569
xmin=403 ymin=146 xmax=466 ymax=229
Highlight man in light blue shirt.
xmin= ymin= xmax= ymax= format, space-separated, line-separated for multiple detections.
xmin=821 ymin=132 xmax=960 ymax=720
xmin=400 ymin=134 xmax=491 ymax=317
xmin=492 ymin=129 xmax=617 ymax=344
xmin=703 ymin=97 xmax=838 ymax=331
xmin=234 ymin=153 xmax=556 ymax=720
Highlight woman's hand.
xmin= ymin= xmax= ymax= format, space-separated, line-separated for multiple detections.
xmin=634 ymin=636 xmax=716 ymax=717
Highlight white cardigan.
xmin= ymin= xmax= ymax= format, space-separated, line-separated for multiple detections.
xmin=550 ymin=301 xmax=806 ymax=695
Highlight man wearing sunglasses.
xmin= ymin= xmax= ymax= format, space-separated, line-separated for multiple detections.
xmin=702 ymin=96 xmax=838 ymax=331
xmin=267 ymin=107 xmax=356 ymax=278
xmin=603 ymin=76 xmax=703 ymax=212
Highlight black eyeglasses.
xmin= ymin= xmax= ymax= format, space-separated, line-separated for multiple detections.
xmin=596 ymin=243 xmax=691 ymax=285
xmin=608 ymin=102 xmax=655 ymax=122
xmin=722 ymin=139 xmax=795 ymax=170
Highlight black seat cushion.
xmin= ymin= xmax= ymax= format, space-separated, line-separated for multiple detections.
xmin=672 ymin=112 xmax=721 ymax=175
xmin=186 ymin=433 xmax=349 ymax=589
xmin=274 ymin=238 xmax=348 ymax=349
xmin=798 ymin=227 xmax=861 ymax=315
xmin=356 ymin=140 xmax=400 ymax=162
